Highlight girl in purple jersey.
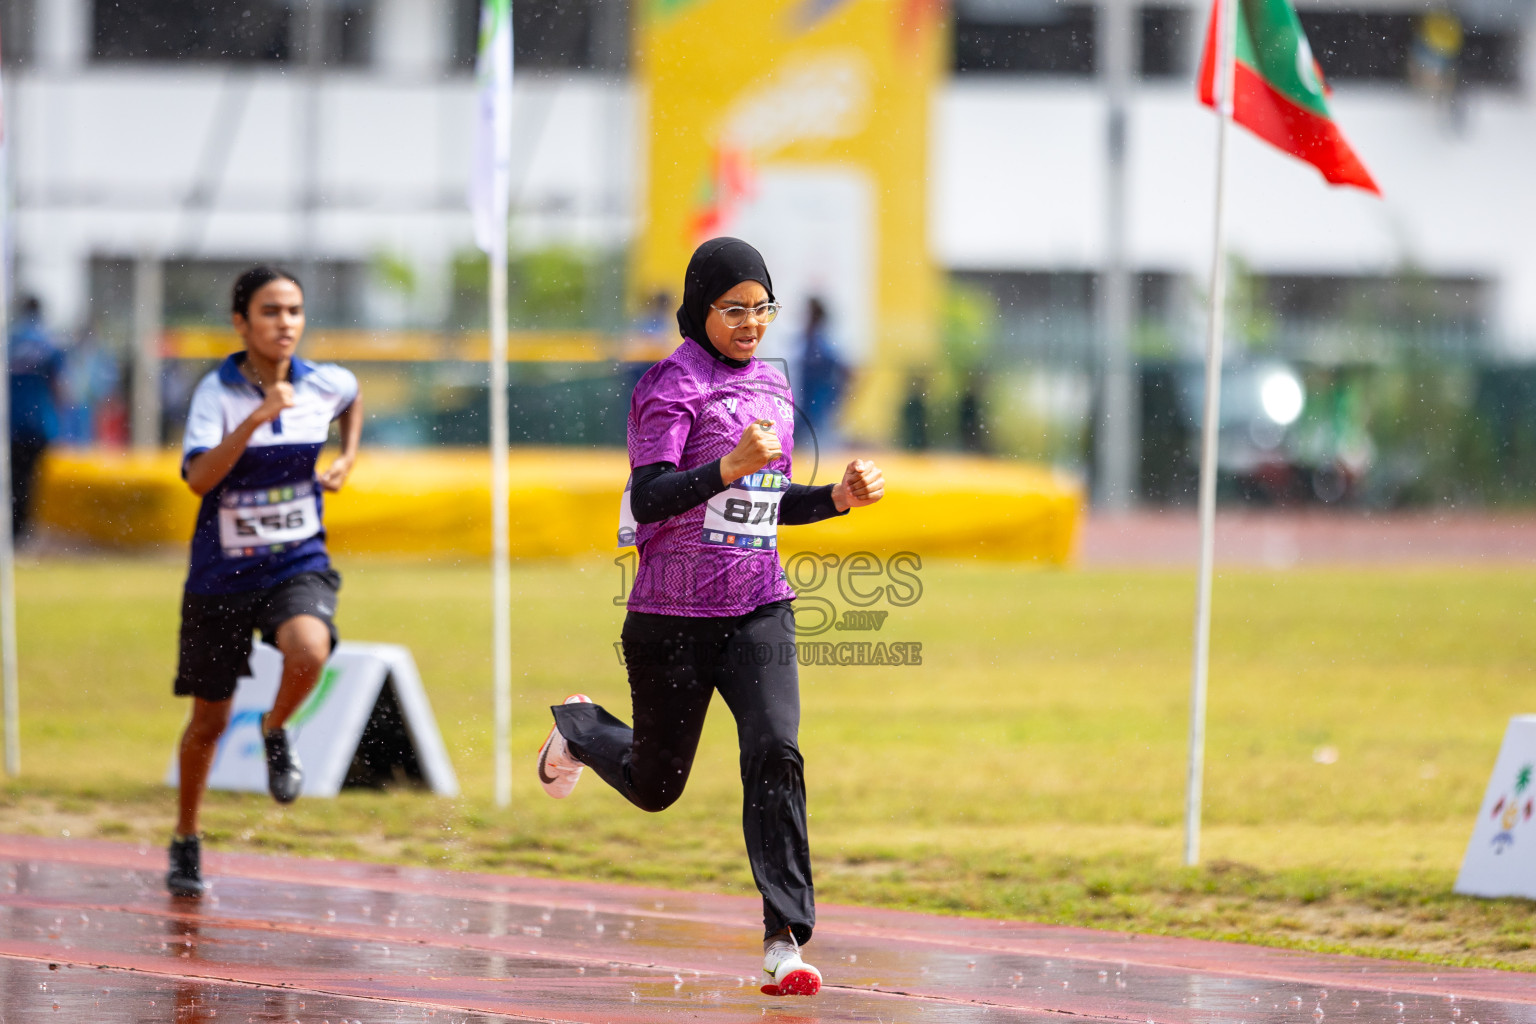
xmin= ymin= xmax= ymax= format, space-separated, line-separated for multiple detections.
xmin=536 ymin=238 xmax=884 ymax=997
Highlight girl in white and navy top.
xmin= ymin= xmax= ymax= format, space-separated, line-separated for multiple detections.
xmin=167 ymin=266 xmax=362 ymax=898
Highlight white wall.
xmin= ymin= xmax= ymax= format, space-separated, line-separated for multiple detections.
xmin=10 ymin=67 xmax=640 ymax=329
xmin=11 ymin=3 xmax=1536 ymax=355
xmin=933 ymin=78 xmax=1536 ymax=352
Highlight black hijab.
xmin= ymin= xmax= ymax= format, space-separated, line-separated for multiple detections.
xmin=676 ymin=237 xmax=775 ymax=368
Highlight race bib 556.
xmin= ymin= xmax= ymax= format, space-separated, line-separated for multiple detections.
xmin=219 ymin=481 xmax=320 ymax=557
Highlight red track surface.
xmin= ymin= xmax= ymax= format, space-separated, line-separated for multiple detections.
xmin=2 ymin=834 xmax=1534 ymax=1022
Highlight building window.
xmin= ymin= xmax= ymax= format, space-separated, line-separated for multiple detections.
xmin=1256 ymin=274 xmax=1488 ymax=334
xmin=323 ymin=0 xmax=374 ymax=67
xmin=1298 ymin=10 xmax=1519 ymax=88
xmin=452 ymin=0 xmax=630 ymax=72
xmin=94 ymin=0 xmax=294 ymax=63
xmin=1 ymin=0 xmax=35 ymax=68
xmin=953 ymin=0 xmax=1098 ymax=75
xmin=92 ymin=0 xmax=373 ymax=66
xmin=1139 ymin=5 xmax=1191 ymax=79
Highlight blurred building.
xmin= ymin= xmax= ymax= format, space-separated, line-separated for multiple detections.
xmin=3 ymin=0 xmax=1535 ymax=496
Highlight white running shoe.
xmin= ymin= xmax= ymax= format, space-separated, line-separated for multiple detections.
xmin=761 ymin=932 xmax=821 ymax=997
xmin=536 ymin=694 xmax=592 ymax=798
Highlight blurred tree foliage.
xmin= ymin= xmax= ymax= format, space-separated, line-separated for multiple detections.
xmin=450 ymin=247 xmax=624 ymax=331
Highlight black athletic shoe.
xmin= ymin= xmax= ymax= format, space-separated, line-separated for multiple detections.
xmin=262 ymin=720 xmax=304 ymax=804
xmin=166 ymin=835 xmax=207 ymax=898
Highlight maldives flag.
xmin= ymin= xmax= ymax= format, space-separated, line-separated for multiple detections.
xmin=1198 ymin=0 xmax=1380 ymax=194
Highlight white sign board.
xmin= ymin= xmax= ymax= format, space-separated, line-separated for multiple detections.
xmin=166 ymin=642 xmax=459 ymax=798
xmin=1456 ymin=715 xmax=1536 ymax=898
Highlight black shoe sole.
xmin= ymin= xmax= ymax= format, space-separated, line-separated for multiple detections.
xmin=166 ymin=877 xmax=207 ymax=898
xmin=269 ymin=772 xmax=303 ymax=804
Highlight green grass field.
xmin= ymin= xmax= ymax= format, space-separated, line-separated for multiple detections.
xmin=5 ymin=555 xmax=1536 ymax=968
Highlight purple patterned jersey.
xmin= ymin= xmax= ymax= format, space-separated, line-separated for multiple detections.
xmin=627 ymin=338 xmax=798 ymax=616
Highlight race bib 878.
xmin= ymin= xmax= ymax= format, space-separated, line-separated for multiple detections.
xmin=700 ymin=470 xmax=788 ymax=550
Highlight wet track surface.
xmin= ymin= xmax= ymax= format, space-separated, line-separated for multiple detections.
xmin=2 ymin=835 xmax=1534 ymax=1022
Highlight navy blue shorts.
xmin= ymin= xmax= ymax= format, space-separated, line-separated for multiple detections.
xmin=173 ymin=569 xmax=341 ymax=702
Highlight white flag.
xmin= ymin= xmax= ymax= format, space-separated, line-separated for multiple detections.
xmin=470 ymin=0 xmax=513 ymax=254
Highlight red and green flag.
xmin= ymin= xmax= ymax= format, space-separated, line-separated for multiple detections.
xmin=1198 ymin=0 xmax=1380 ymax=194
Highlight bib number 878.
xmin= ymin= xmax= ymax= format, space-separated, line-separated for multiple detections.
xmin=723 ymin=498 xmax=777 ymax=526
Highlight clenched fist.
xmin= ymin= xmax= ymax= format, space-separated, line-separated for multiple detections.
xmin=721 ymin=419 xmax=782 ymax=483
xmin=249 ymin=381 xmax=296 ymax=428
xmin=832 ymin=459 xmax=884 ymax=511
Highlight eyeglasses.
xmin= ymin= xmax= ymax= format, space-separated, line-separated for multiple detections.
xmin=710 ymin=302 xmax=781 ymax=328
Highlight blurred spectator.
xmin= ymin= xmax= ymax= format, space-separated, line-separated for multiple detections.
xmin=622 ymin=290 xmax=675 ymax=363
xmin=621 ymin=290 xmax=676 ymax=400
xmin=9 ymin=297 xmax=65 ymax=539
xmin=1411 ymin=9 xmax=1464 ymax=123
xmin=959 ymin=372 xmax=988 ymax=453
xmin=796 ymin=297 xmax=849 ymax=449
xmin=901 ymin=374 xmax=929 ymax=451
xmin=57 ymin=324 xmax=123 ymax=446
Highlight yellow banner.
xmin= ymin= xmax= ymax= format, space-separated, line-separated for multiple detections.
xmin=633 ymin=0 xmax=947 ymax=442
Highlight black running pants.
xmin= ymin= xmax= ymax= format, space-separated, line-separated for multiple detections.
xmin=552 ymin=599 xmax=814 ymax=944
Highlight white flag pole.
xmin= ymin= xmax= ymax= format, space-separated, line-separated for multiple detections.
xmin=490 ymin=229 xmax=511 ymax=809
xmin=1185 ymin=0 xmax=1238 ymax=867
xmin=471 ymin=0 xmax=515 ymax=809
xmin=0 ymin=24 xmax=19 ymax=778
xmin=0 ymin=23 xmax=18 ymax=776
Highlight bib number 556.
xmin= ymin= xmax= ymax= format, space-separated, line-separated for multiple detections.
xmin=234 ymin=509 xmax=309 ymax=537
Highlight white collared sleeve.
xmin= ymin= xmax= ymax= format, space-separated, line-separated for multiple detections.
xmin=180 ymin=372 xmax=228 ymax=477
xmin=307 ymin=364 xmax=360 ymax=419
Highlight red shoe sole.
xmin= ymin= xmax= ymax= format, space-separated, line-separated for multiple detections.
xmin=761 ymin=969 xmax=820 ymax=997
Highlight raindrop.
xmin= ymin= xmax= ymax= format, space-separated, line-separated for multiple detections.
xmin=1312 ymin=1007 xmax=1324 ymax=1020
xmin=595 ymin=923 xmax=605 ymax=934
xmin=1452 ymin=1009 xmax=1461 ymax=1018
xmin=849 ymin=954 xmax=857 ymax=963
xmin=1290 ymin=997 xmax=1304 ymax=1008
xmin=1394 ymin=1002 xmax=1405 ymax=1013
xmin=1351 ymin=1001 xmax=1360 ymax=1008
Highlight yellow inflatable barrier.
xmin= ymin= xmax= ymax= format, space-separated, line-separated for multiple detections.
xmin=37 ymin=449 xmax=1081 ymax=563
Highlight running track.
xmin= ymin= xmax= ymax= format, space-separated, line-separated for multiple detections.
xmin=2 ymin=835 xmax=1534 ymax=1022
